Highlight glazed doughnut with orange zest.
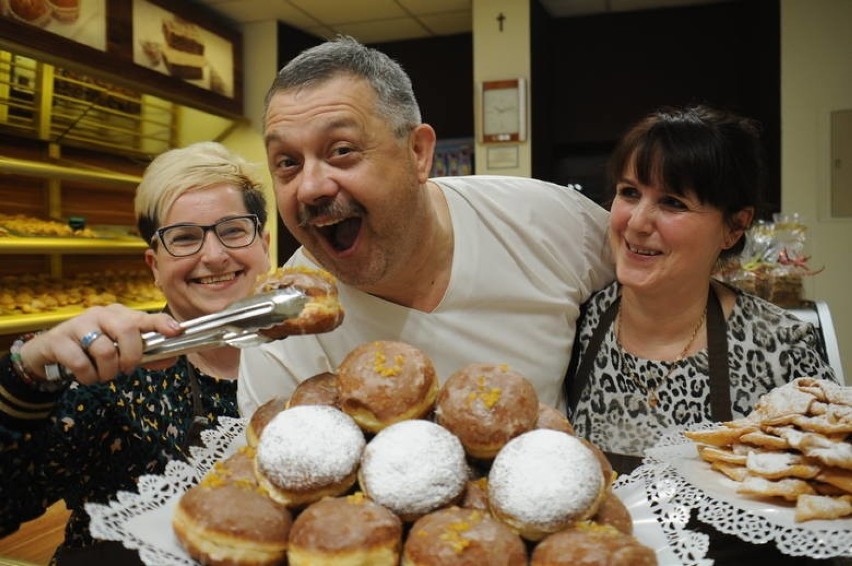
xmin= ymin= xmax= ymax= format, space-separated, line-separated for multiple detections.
xmin=337 ymin=340 xmax=439 ymax=433
xmin=172 ymin=446 xmax=293 ymax=566
xmin=286 ymin=371 xmax=340 ymax=409
xmin=245 ymin=395 xmax=288 ymax=447
xmin=287 ymin=492 xmax=403 ymax=566
xmin=254 ymin=266 xmax=344 ymax=338
xmin=536 ymin=403 xmax=575 ymax=435
xmin=530 ymin=521 xmax=657 ymax=565
xmin=435 ymin=363 xmax=539 ymax=460
xmin=402 ymin=506 xmax=527 ymax=566
xmin=592 ymin=491 xmax=634 ymax=535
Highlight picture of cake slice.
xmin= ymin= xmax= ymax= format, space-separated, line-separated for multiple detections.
xmin=161 ymin=17 xmax=205 ymax=80
xmin=162 ymin=17 xmax=204 ymax=55
xmin=162 ymin=44 xmax=205 ymax=79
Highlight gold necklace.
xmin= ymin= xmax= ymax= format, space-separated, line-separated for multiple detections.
xmin=615 ymin=302 xmax=707 ymax=409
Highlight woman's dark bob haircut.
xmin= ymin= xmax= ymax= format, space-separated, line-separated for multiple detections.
xmin=607 ymin=105 xmax=767 ymax=257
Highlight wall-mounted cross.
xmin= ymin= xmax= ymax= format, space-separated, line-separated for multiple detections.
xmin=497 ymin=12 xmax=505 ymax=32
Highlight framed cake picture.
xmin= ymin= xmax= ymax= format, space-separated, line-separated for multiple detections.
xmin=0 ymin=0 xmax=107 ymax=51
xmin=132 ymin=0 xmax=235 ymax=99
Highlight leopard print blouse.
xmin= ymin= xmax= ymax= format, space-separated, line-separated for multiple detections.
xmin=569 ymin=282 xmax=838 ymax=458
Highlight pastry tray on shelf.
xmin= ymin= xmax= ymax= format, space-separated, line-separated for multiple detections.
xmin=0 ymin=302 xmax=166 ymax=335
xmin=0 ymin=224 xmax=145 ymax=254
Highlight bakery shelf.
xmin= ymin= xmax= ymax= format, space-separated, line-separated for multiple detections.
xmin=0 ymin=155 xmax=142 ymax=188
xmin=0 ymin=237 xmax=147 ymax=254
xmin=0 ymin=301 xmax=166 ymax=335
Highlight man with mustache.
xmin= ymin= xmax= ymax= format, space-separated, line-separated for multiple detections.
xmin=238 ymin=36 xmax=614 ymax=415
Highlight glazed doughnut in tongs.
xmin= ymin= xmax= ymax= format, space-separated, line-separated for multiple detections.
xmin=139 ymin=286 xmax=309 ymax=362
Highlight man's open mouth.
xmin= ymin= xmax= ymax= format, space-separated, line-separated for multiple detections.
xmin=317 ymin=217 xmax=362 ymax=251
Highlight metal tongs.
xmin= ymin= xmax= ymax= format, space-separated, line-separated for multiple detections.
xmin=139 ymin=286 xmax=308 ymax=362
xmin=43 ymin=287 xmax=309 ymax=381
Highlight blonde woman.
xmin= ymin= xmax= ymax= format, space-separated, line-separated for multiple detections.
xmin=1 ymin=142 xmax=271 ymax=561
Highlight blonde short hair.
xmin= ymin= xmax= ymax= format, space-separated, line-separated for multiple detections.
xmin=134 ymin=141 xmax=267 ymax=245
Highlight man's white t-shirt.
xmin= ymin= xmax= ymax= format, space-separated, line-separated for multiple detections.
xmin=238 ymin=175 xmax=613 ymax=416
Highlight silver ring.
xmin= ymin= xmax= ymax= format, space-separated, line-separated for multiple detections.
xmin=44 ymin=363 xmax=66 ymax=382
xmin=79 ymin=330 xmax=103 ymax=351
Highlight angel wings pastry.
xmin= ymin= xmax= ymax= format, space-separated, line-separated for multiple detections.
xmin=683 ymin=377 xmax=852 ymax=522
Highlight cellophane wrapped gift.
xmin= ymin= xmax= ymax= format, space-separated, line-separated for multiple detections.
xmin=714 ymin=214 xmax=822 ymax=308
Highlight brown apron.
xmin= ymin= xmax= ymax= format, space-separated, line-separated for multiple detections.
xmin=566 ymin=286 xmax=732 ymax=474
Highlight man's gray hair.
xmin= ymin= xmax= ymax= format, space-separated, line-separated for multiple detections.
xmin=264 ymin=35 xmax=421 ymax=138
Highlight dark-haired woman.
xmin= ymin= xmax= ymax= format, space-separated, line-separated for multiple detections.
xmin=567 ymin=105 xmax=837 ymax=469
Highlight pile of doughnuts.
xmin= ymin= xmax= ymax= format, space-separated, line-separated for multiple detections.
xmin=173 ymin=340 xmax=657 ymax=565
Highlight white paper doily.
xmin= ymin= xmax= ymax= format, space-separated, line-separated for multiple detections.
xmin=85 ymin=416 xmax=247 ymax=566
xmin=613 ymin=467 xmax=709 ymax=565
xmin=642 ymin=424 xmax=852 ymax=560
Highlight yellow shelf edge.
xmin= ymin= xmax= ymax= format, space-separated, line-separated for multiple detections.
xmin=0 ymin=301 xmax=165 ymax=335
xmin=0 ymin=237 xmax=147 ymax=254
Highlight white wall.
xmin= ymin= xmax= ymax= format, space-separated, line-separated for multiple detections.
xmin=219 ymin=21 xmax=279 ymax=264
xmin=781 ymin=0 xmax=851 ymax=381
xmin=472 ymin=0 xmax=532 ymax=177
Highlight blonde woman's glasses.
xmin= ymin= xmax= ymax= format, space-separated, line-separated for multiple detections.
xmin=153 ymin=214 xmax=259 ymax=257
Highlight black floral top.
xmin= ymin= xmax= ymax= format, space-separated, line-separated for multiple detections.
xmin=0 ymin=354 xmax=238 ymax=553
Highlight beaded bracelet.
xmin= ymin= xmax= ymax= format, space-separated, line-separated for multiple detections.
xmin=9 ymin=332 xmax=70 ymax=393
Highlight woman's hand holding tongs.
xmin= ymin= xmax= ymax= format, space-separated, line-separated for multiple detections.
xmin=18 ymin=305 xmax=182 ymax=386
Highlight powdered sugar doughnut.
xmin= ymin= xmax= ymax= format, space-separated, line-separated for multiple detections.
xmin=488 ymin=429 xmax=605 ymax=541
xmin=359 ymin=419 xmax=468 ymax=522
xmin=255 ymin=405 xmax=366 ymax=507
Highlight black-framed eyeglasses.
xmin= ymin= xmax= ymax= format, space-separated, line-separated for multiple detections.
xmin=152 ymin=214 xmax=260 ymax=257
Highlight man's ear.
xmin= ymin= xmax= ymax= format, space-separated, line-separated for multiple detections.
xmin=410 ymin=123 xmax=437 ymax=183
